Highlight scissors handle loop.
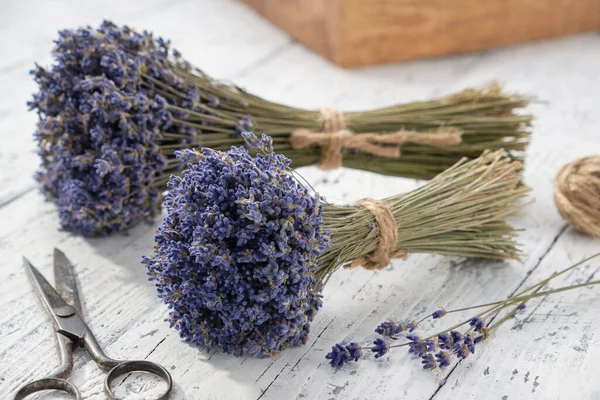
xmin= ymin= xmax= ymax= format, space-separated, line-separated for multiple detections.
xmin=14 ymin=360 xmax=172 ymax=400
xmin=84 ymin=327 xmax=172 ymax=398
xmin=105 ymin=360 xmax=173 ymax=400
xmin=13 ymin=377 xmax=80 ymax=400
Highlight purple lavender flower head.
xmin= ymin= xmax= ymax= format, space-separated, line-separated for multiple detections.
xmin=407 ymin=321 xmax=418 ymax=332
xmin=29 ymin=21 xmax=202 ymax=236
xmin=469 ymin=316 xmax=485 ymax=332
xmin=450 ymin=330 xmax=462 ymax=344
xmin=372 ymin=338 xmax=389 ymax=358
xmin=142 ymin=134 xmax=330 ymax=357
xmin=435 ymin=351 xmax=451 ymax=368
xmin=326 ymin=344 xmax=352 ymax=367
xmin=438 ymin=332 xmax=453 ymax=350
xmin=421 ymin=353 xmax=436 ymax=370
xmin=346 ymin=342 xmax=363 ymax=361
xmin=374 ymin=321 xmax=404 ymax=337
xmin=371 ymin=338 xmax=390 ymax=358
xmin=326 ymin=342 xmax=362 ymax=367
xmin=463 ymin=333 xmax=476 ymax=354
xmin=407 ymin=335 xmax=428 ymax=357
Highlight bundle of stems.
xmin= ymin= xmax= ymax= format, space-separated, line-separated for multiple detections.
xmin=316 ymin=149 xmax=529 ymax=287
xmin=155 ymin=71 xmax=532 ymax=180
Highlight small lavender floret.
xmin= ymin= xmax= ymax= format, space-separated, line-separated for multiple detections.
xmin=463 ymin=333 xmax=476 ymax=354
xmin=372 ymin=338 xmax=389 ymax=358
xmin=375 ymin=321 xmax=404 ymax=337
xmin=518 ymin=303 xmax=527 ymax=310
xmin=452 ymin=333 xmax=474 ymax=359
xmin=421 ymin=353 xmax=436 ymax=370
xmin=432 ymin=308 xmax=447 ymax=319
xmin=326 ymin=344 xmax=352 ymax=367
xmin=438 ymin=332 xmax=453 ymax=350
xmin=407 ymin=321 xmax=418 ymax=332
xmin=469 ymin=316 xmax=485 ymax=332
xmin=424 ymin=338 xmax=438 ymax=352
xmin=143 ymin=134 xmax=330 ymax=357
xmin=406 ymin=334 xmax=420 ymax=342
xmin=435 ymin=351 xmax=451 ymax=368
xmin=450 ymin=330 xmax=462 ymax=344
xmin=407 ymin=335 xmax=428 ymax=357
xmin=454 ymin=343 xmax=470 ymax=359
xmin=325 ymin=342 xmax=362 ymax=367
xmin=346 ymin=342 xmax=363 ymax=362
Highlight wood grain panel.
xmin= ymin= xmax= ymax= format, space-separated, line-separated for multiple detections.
xmin=241 ymin=0 xmax=600 ymax=67
xmin=240 ymin=0 xmax=343 ymax=62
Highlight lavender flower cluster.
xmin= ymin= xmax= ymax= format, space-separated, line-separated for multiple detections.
xmin=29 ymin=20 xmax=223 ymax=235
xmin=325 ymin=313 xmax=489 ymax=369
xmin=142 ymin=134 xmax=330 ymax=357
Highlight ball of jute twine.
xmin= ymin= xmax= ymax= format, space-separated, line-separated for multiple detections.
xmin=554 ymin=156 xmax=600 ymax=238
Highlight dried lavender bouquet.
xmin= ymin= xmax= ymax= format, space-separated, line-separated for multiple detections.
xmin=142 ymin=133 xmax=529 ymax=358
xmin=30 ymin=20 xmax=531 ymax=236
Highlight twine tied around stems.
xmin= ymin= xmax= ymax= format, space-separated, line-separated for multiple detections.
xmin=290 ymin=108 xmax=464 ymax=171
xmin=347 ymin=198 xmax=408 ymax=270
xmin=554 ymin=156 xmax=600 ymax=238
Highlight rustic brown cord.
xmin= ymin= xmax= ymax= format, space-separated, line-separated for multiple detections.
xmin=554 ymin=156 xmax=600 ymax=238
xmin=291 ymin=108 xmax=463 ymax=171
xmin=347 ymin=198 xmax=407 ymax=270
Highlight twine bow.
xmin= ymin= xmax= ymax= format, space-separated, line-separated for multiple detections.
xmin=291 ymin=108 xmax=463 ymax=170
xmin=347 ymin=198 xmax=407 ymax=271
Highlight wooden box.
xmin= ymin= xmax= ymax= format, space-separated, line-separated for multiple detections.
xmin=240 ymin=0 xmax=600 ymax=68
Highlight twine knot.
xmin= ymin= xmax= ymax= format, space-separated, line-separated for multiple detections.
xmin=291 ymin=108 xmax=463 ymax=171
xmin=347 ymin=198 xmax=407 ymax=270
xmin=554 ymin=156 xmax=600 ymax=237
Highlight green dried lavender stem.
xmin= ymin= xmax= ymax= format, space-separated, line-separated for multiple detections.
xmin=489 ymin=280 xmax=600 ymax=329
xmin=314 ymin=150 xmax=529 ymax=286
xmin=381 ymin=254 xmax=600 ymax=351
xmin=149 ymin=65 xmax=532 ymax=182
xmin=443 ymin=254 xmax=597 ymax=316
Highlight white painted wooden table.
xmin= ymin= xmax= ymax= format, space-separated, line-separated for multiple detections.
xmin=1 ymin=1 xmax=600 ymax=399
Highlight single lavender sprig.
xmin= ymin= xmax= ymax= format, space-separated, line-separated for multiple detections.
xmin=31 ymin=20 xmax=531 ymax=236
xmin=143 ymin=133 xmax=529 ymax=357
xmin=325 ymin=254 xmax=600 ymax=369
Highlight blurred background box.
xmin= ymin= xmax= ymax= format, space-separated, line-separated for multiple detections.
xmin=240 ymin=0 xmax=600 ymax=67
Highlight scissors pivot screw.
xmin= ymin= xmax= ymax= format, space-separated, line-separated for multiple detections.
xmin=55 ymin=306 xmax=76 ymax=317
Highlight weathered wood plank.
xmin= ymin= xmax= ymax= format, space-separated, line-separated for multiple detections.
xmin=432 ymin=233 xmax=600 ymax=400
xmin=1 ymin=2 xmax=599 ymax=399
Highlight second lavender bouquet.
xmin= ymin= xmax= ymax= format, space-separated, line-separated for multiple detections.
xmin=142 ymin=133 xmax=529 ymax=358
xmin=30 ymin=20 xmax=531 ymax=236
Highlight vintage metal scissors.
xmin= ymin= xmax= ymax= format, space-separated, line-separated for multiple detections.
xmin=14 ymin=249 xmax=172 ymax=400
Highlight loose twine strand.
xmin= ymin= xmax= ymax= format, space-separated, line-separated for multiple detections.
xmin=554 ymin=156 xmax=600 ymax=238
xmin=346 ymin=198 xmax=407 ymax=270
xmin=290 ymin=107 xmax=464 ymax=170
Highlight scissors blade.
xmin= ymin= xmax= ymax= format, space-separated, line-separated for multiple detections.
xmin=53 ymin=248 xmax=82 ymax=315
xmin=23 ymin=257 xmax=74 ymax=321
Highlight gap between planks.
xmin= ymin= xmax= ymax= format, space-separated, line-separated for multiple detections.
xmin=428 ymin=223 xmax=569 ymax=400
